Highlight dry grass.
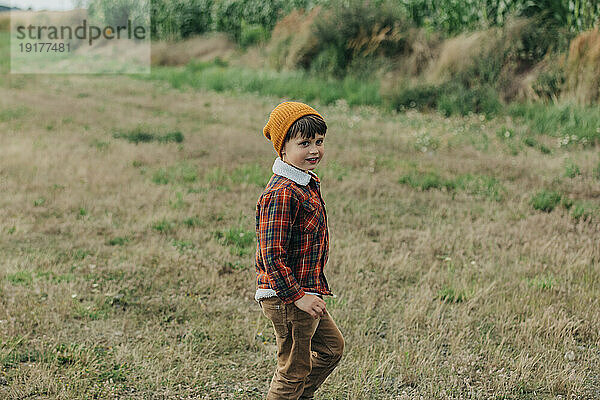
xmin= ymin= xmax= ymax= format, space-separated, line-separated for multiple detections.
xmin=566 ymin=28 xmax=600 ymax=106
xmin=0 ymin=13 xmax=9 ymax=32
xmin=0 ymin=64 xmax=599 ymax=399
xmin=424 ymin=28 xmax=500 ymax=85
xmin=265 ymin=7 xmax=322 ymax=71
xmin=151 ymin=33 xmax=237 ymax=66
xmin=7 ymin=9 xmax=87 ymax=28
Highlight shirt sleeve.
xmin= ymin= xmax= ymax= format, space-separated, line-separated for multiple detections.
xmin=258 ymin=188 xmax=305 ymax=304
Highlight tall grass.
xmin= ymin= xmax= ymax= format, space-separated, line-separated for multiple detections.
xmin=508 ymin=101 xmax=600 ymax=146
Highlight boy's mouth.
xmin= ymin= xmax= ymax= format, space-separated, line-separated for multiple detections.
xmin=306 ymin=157 xmax=319 ymax=164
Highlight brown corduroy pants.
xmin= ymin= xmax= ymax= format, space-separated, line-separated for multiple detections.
xmin=260 ymin=296 xmax=344 ymax=400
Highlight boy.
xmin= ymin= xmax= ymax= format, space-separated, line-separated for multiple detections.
xmin=254 ymin=102 xmax=345 ymax=400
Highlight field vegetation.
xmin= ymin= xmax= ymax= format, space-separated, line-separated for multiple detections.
xmin=1 ymin=1 xmax=600 ymax=398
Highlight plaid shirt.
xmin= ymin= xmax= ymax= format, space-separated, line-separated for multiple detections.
xmin=255 ymin=158 xmax=333 ymax=304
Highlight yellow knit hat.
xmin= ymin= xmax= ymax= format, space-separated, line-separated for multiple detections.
xmin=263 ymin=101 xmax=323 ymax=158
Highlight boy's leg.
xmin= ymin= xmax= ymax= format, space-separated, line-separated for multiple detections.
xmin=298 ymin=308 xmax=344 ymax=399
xmin=261 ymin=297 xmax=320 ymax=400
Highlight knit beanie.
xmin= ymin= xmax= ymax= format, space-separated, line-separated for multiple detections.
xmin=263 ymin=101 xmax=322 ymax=158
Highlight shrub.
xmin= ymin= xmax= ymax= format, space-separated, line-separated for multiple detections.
xmin=566 ymin=28 xmax=600 ymax=106
xmin=213 ymin=0 xmax=298 ymax=43
xmin=437 ymin=83 xmax=502 ymax=117
xmin=88 ymin=0 xmax=149 ymax=29
xmin=239 ymin=20 xmax=269 ymax=47
xmin=310 ymin=0 xmax=411 ymax=77
xmin=149 ymin=0 xmax=213 ymax=40
xmin=266 ymin=7 xmax=322 ymax=71
xmin=530 ymin=190 xmax=561 ymax=212
xmin=386 ymin=82 xmax=439 ymax=111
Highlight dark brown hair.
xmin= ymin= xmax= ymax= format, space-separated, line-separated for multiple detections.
xmin=282 ymin=114 xmax=327 ymax=147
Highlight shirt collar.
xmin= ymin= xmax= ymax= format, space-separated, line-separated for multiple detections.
xmin=272 ymin=157 xmax=319 ymax=186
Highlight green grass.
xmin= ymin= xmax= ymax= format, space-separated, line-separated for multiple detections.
xmin=151 ymin=162 xmax=198 ymax=185
xmin=398 ymin=170 xmax=507 ymax=201
xmin=530 ymin=190 xmax=562 ymax=212
xmin=142 ymin=59 xmax=382 ymax=107
xmin=136 ymin=57 xmax=600 ymax=154
xmin=437 ymin=285 xmax=468 ymax=303
xmin=508 ymin=101 xmax=600 ymax=147
xmin=386 ymin=82 xmax=502 ymax=118
xmin=526 ymin=274 xmax=556 ymax=291
xmin=107 ymin=236 xmax=130 ymax=246
xmin=563 ymin=159 xmax=581 ymax=178
xmin=570 ymin=201 xmax=597 ymax=221
xmin=151 ymin=218 xmax=176 ymax=234
xmin=113 ymin=126 xmax=184 ymax=144
xmin=5 ymin=271 xmax=33 ymax=286
xmin=214 ymin=226 xmax=255 ymax=256
xmin=203 ymin=163 xmax=271 ymax=188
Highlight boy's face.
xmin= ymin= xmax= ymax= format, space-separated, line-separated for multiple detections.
xmin=281 ymin=133 xmax=325 ymax=172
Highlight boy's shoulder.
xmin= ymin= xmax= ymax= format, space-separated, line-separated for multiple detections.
xmin=259 ymin=174 xmax=312 ymax=204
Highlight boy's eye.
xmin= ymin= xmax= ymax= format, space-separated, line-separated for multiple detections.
xmin=316 ymin=139 xmax=323 ymax=145
xmin=300 ymin=141 xmax=309 ymax=146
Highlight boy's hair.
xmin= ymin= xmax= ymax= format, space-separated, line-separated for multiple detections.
xmin=282 ymin=115 xmax=327 ymax=147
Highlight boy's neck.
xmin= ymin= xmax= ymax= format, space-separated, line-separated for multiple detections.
xmin=283 ymin=159 xmax=308 ymax=173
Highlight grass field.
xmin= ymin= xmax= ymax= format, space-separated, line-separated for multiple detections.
xmin=1 ymin=31 xmax=600 ymax=399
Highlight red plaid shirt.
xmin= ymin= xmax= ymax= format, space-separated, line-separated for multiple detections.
xmin=255 ymin=159 xmax=333 ymax=304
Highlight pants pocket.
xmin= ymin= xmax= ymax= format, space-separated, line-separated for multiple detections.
xmin=261 ymin=299 xmax=288 ymax=338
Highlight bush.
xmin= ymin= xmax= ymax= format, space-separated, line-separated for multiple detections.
xmin=385 ymin=82 xmax=439 ymax=111
xmin=239 ymin=20 xmax=269 ymax=47
xmin=566 ymin=28 xmax=600 ymax=106
xmin=88 ymin=0 xmax=149 ymax=29
xmin=437 ymin=83 xmax=502 ymax=117
xmin=310 ymin=0 xmax=411 ymax=77
xmin=213 ymin=0 xmax=301 ymax=42
xmin=150 ymin=0 xmax=213 ymax=40
xmin=266 ymin=7 xmax=322 ymax=71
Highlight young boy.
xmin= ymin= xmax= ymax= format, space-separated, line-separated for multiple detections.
xmin=254 ymin=102 xmax=345 ymax=400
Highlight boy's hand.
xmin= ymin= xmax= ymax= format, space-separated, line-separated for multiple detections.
xmin=294 ymin=294 xmax=326 ymax=319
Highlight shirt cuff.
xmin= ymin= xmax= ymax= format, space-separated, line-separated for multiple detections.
xmin=279 ymin=285 xmax=306 ymax=304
